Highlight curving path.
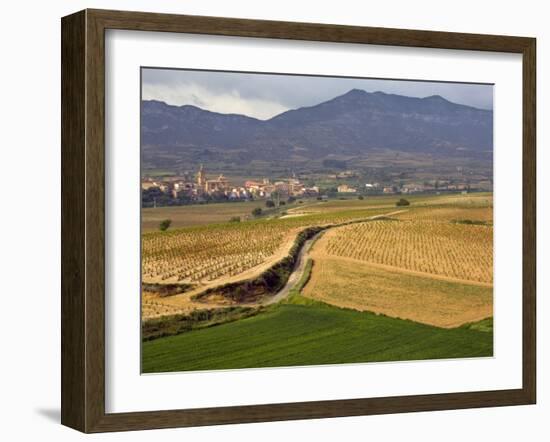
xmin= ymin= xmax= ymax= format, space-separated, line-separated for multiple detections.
xmin=262 ymin=210 xmax=407 ymax=306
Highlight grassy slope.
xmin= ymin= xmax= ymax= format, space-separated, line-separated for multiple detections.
xmin=142 ymin=200 xmax=269 ymax=231
xmin=142 ymin=197 xmax=321 ymax=231
xmin=142 ymin=301 xmax=493 ymax=373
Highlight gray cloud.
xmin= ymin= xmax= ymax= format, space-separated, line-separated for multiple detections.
xmin=142 ymin=67 xmax=493 ymax=120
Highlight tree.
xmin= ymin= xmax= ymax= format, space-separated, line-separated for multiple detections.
xmin=396 ymin=198 xmax=410 ymax=207
xmin=252 ymin=207 xmax=263 ymax=217
xmin=265 ymin=200 xmax=275 ymax=208
xmin=159 ymin=219 xmax=172 ymax=231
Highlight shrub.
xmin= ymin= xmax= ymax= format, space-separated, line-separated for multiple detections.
xmin=265 ymin=200 xmax=275 ymax=208
xmin=159 ymin=219 xmax=172 ymax=231
xmin=252 ymin=207 xmax=263 ymax=217
xmin=396 ymin=198 xmax=410 ymax=207
xmin=229 ymin=216 xmax=241 ymax=223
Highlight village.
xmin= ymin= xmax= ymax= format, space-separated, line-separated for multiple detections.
xmin=141 ymin=164 xmax=488 ymax=207
xmin=141 ymin=165 xmax=321 ymax=207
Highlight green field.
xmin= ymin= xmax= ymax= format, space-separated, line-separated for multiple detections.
xmin=142 ymin=299 xmax=493 ymax=373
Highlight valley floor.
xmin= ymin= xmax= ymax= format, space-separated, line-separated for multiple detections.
xmin=141 ymin=193 xmax=494 ymax=373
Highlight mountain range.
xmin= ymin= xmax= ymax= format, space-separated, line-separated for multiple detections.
xmin=141 ymin=89 xmax=493 ymax=166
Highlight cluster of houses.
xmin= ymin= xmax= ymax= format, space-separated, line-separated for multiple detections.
xmin=244 ymin=178 xmax=319 ymax=198
xmin=337 ymin=181 xmax=477 ymax=195
xmin=141 ymin=165 xmax=320 ymax=202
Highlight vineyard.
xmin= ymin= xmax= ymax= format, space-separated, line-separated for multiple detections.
xmin=301 ymin=203 xmax=494 ymax=327
xmin=142 ymin=207 xmax=389 ymax=285
xmin=394 ymin=205 xmax=493 ymax=222
xmin=142 ymin=222 xmax=294 ymax=283
xmin=323 ymin=219 xmax=493 ymax=283
xmin=141 ymin=196 xmax=493 ymax=327
xmin=141 ymin=195 xmax=495 ymax=371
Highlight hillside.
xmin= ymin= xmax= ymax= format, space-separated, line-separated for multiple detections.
xmin=141 ymin=89 xmax=493 ymax=169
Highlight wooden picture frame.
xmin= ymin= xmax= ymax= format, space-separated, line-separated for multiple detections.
xmin=61 ymin=8 xmax=536 ymax=433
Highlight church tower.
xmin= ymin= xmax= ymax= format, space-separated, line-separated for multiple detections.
xmin=197 ymin=164 xmax=206 ymax=188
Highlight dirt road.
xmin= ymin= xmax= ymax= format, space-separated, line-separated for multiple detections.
xmin=263 ymin=210 xmax=407 ymax=305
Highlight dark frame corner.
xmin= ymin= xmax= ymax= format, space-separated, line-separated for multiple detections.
xmin=61 ymin=8 xmax=536 ymax=433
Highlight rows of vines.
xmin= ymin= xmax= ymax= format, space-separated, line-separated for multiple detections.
xmin=324 ymin=220 xmax=493 ymax=283
xmin=142 ymin=207 xmax=388 ymax=284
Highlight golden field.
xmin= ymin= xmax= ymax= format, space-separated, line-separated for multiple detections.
xmin=323 ymin=218 xmax=493 ymax=283
xmin=141 ymin=194 xmax=493 ymax=325
xmin=141 ymin=205 xmax=390 ymax=285
xmin=302 ymin=203 xmax=493 ymax=327
xmin=302 ymin=257 xmax=493 ymax=328
xmin=141 ymin=204 xmax=392 ymax=319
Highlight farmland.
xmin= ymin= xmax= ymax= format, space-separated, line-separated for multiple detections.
xmin=142 ymin=199 xmax=274 ymax=231
xmin=142 ymin=300 xmax=493 ymax=373
xmin=141 ymin=193 xmax=494 ymax=372
xmin=321 ymin=219 xmax=492 ymax=283
xmin=302 ymin=200 xmax=493 ymax=327
xmin=141 ymin=205 xmax=391 ymax=285
xmin=141 ymin=205 xmax=392 ymax=319
xmin=393 ymin=205 xmax=493 ymax=222
xmin=286 ymin=193 xmax=492 ymax=215
xmin=302 ymin=258 xmax=493 ymax=328
xmin=142 ymin=222 xmax=298 ymax=284
xmin=141 ymin=192 xmax=493 ymax=230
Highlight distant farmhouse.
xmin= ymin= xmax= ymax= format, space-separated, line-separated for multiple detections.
xmin=245 ymin=176 xmax=318 ymax=198
xmin=337 ymin=184 xmax=357 ymax=193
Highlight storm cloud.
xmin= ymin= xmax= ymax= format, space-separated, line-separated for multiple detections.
xmin=142 ymin=68 xmax=493 ymax=120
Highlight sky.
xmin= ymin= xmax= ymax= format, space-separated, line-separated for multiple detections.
xmin=142 ymin=68 xmax=494 ymax=120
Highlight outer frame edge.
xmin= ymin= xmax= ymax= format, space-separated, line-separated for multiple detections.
xmin=60 ymin=8 xmax=537 ymax=433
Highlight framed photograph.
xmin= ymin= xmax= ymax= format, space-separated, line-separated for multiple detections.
xmin=61 ymin=9 xmax=536 ymax=433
